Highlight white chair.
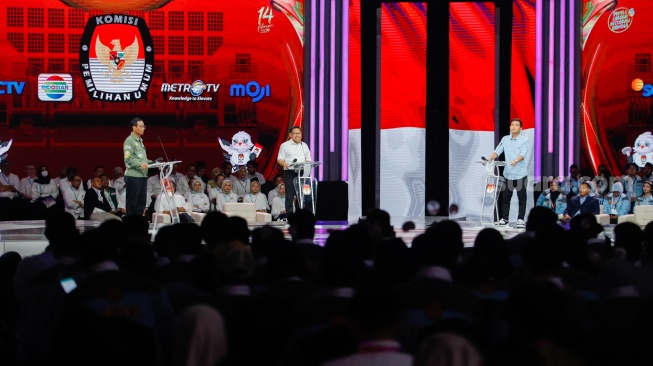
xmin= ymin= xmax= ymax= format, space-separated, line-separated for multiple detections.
xmin=152 ymin=202 xmax=194 ymax=224
xmin=191 ymin=212 xmax=207 ymax=223
xmin=596 ymin=205 xmax=610 ymax=226
xmin=618 ymin=205 xmax=653 ymax=226
xmin=223 ymin=202 xmax=257 ymax=224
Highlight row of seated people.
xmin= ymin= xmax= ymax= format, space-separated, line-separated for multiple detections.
xmin=537 ymin=177 xmax=653 ymax=224
xmin=152 ymin=177 xmax=289 ymax=224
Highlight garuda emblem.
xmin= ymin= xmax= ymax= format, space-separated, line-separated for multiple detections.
xmin=95 ymin=36 xmax=139 ymax=82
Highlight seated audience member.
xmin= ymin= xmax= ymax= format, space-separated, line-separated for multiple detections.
xmin=535 ymin=178 xmax=567 ymax=218
xmin=0 ymin=160 xmax=24 ymax=221
xmin=206 ymin=166 xmax=224 ymax=191
xmin=85 ymin=165 xmax=106 ymax=191
xmin=603 ymin=182 xmax=630 ymax=223
xmin=31 ymin=165 xmax=59 ymax=210
xmin=267 ymin=174 xmax=284 ymax=204
xmin=215 ymin=179 xmax=238 ymax=213
xmin=19 ymin=164 xmax=37 ymax=201
xmin=561 ymin=163 xmax=582 ymax=198
xmin=223 ymin=161 xmax=235 ymax=183
xmin=154 ymin=181 xmax=194 ymax=223
xmin=185 ymin=178 xmax=210 ymax=213
xmin=564 ymin=180 xmax=600 ymax=219
xmin=208 ymin=173 xmax=226 ymax=210
xmin=62 ymin=174 xmax=85 ymax=219
xmin=232 ymin=165 xmax=251 ymax=200
xmin=622 ymin=162 xmax=643 ymax=212
xmin=636 ymin=180 xmax=653 ymax=206
xmin=111 ymin=166 xmax=125 ymax=194
xmin=84 ymin=176 xmax=121 ymax=222
xmin=270 ymin=183 xmax=288 ymax=220
xmin=100 ymin=173 xmax=125 ymax=218
xmin=246 ymin=160 xmax=266 ymax=184
xmin=146 ymin=169 xmax=162 ymax=210
xmin=57 ymin=166 xmax=77 ymax=193
xmin=594 ymin=169 xmax=611 ymax=204
xmin=243 ymin=180 xmax=269 ymax=212
xmin=643 ymin=162 xmax=653 ymax=182
xmin=178 ymin=164 xmax=196 ymax=197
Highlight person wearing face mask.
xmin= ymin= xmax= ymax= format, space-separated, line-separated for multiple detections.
xmin=31 ymin=165 xmax=59 ymax=210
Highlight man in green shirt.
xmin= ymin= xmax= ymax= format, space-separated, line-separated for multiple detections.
xmin=123 ymin=117 xmax=155 ymax=217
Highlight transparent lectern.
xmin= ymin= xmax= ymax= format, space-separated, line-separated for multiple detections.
xmin=478 ymin=159 xmax=505 ymax=226
xmin=291 ymin=161 xmax=321 ymax=214
xmin=149 ymin=160 xmax=182 ymax=235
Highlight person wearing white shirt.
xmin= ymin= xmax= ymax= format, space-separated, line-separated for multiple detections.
xmin=57 ymin=167 xmax=77 ymax=194
xmin=232 ymin=166 xmax=251 ymax=200
xmin=19 ymin=164 xmax=37 ymax=200
xmin=62 ymin=174 xmax=85 ymax=219
xmin=185 ymin=178 xmax=210 ymax=213
xmin=270 ymin=183 xmax=287 ymax=220
xmin=146 ymin=173 xmax=161 ymax=209
xmin=267 ymin=175 xmax=284 ymax=205
xmin=215 ymin=180 xmax=238 ymax=213
xmin=154 ymin=182 xmax=194 ymax=223
xmin=246 ymin=160 xmax=266 ymax=185
xmin=86 ymin=165 xmax=107 ymax=191
xmin=31 ymin=165 xmax=59 ymax=209
xmin=208 ymin=174 xmax=226 ymax=211
xmin=111 ymin=166 xmax=126 ymax=194
xmin=0 ymin=160 xmax=21 ymax=199
xmin=277 ymin=126 xmax=312 ymax=214
xmin=243 ymin=180 xmax=269 ymax=212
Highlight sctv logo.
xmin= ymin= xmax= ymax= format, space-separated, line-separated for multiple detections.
xmin=229 ymin=81 xmax=270 ymax=102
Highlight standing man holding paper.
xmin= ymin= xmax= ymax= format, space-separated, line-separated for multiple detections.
xmin=277 ymin=126 xmax=312 ymax=214
xmin=123 ymin=117 xmax=157 ymax=217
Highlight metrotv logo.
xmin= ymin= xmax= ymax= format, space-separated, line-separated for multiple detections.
xmin=229 ymin=81 xmax=270 ymax=102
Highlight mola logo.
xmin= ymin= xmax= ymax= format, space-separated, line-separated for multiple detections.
xmin=79 ymin=14 xmax=154 ymax=102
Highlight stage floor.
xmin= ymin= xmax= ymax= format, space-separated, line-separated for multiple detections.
xmin=0 ymin=216 xmax=537 ymax=259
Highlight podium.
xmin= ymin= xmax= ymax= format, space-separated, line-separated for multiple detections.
xmin=290 ymin=161 xmax=321 ymax=214
xmin=478 ymin=160 xmax=506 ymax=226
xmin=149 ymin=160 xmax=182 ymax=235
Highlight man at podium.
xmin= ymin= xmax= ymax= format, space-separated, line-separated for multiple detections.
xmin=487 ymin=117 xmax=529 ymax=228
xmin=123 ymin=117 xmax=157 ymax=217
xmin=277 ymin=126 xmax=312 ymax=214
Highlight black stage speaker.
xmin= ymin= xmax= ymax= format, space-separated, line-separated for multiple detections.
xmin=316 ymin=181 xmax=348 ymax=221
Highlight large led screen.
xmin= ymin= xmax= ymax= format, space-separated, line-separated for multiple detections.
xmin=0 ymin=0 xmax=304 ymax=180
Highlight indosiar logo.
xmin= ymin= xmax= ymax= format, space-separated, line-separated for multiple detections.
xmin=229 ymin=81 xmax=270 ymax=102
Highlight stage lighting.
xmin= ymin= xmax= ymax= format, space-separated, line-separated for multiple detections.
xmin=60 ymin=0 xmax=173 ymax=11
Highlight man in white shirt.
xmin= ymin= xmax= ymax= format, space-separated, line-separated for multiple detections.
xmin=267 ymin=174 xmax=284 ymax=205
xmin=154 ymin=182 xmax=194 ymax=223
xmin=19 ymin=164 xmax=37 ymax=200
xmin=277 ymin=126 xmax=312 ymax=214
xmin=111 ymin=166 xmax=126 ymax=194
xmin=62 ymin=174 xmax=85 ymax=219
xmin=0 ymin=160 xmax=21 ymax=199
xmin=246 ymin=160 xmax=265 ymax=185
xmin=86 ymin=165 xmax=107 ymax=191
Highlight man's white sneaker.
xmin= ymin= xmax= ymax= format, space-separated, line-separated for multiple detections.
xmin=516 ymin=219 xmax=525 ymax=229
xmin=496 ymin=219 xmax=509 ymax=226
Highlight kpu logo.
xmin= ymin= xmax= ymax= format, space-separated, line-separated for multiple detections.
xmin=38 ymin=74 xmax=73 ymax=101
xmin=79 ymin=14 xmax=154 ymax=102
xmin=229 ymin=81 xmax=270 ymax=102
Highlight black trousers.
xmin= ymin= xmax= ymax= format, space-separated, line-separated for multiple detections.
xmin=125 ymin=176 xmax=147 ymax=217
xmin=501 ymin=176 xmax=527 ymax=221
xmin=283 ymin=169 xmax=298 ymax=213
